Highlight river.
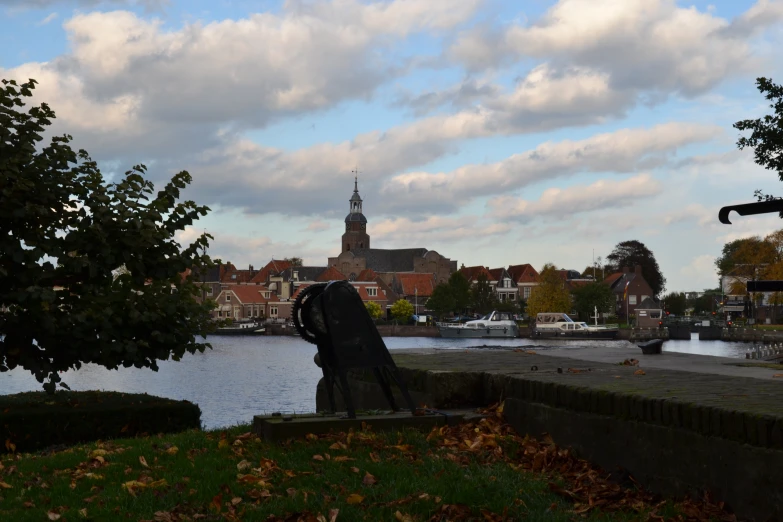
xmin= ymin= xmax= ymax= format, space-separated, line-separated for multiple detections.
xmin=0 ymin=334 xmax=755 ymax=429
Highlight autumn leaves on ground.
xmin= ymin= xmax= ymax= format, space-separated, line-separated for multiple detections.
xmin=0 ymin=405 xmax=734 ymax=521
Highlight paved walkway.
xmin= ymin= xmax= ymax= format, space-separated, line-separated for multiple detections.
xmin=382 ymin=347 xmax=783 ymax=448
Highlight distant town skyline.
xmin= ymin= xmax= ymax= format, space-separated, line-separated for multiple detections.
xmin=2 ymin=0 xmax=783 ymax=292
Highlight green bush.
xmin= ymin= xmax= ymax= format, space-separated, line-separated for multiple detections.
xmin=0 ymin=391 xmax=201 ymax=453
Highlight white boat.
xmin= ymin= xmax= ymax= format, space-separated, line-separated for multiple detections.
xmin=438 ymin=311 xmax=519 ymax=338
xmin=213 ymin=321 xmax=266 ymax=336
xmin=533 ymin=313 xmax=618 ymax=340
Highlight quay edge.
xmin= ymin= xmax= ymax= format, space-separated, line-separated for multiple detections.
xmin=316 ymin=348 xmax=783 ymax=522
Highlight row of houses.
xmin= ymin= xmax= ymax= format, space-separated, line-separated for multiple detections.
xmin=196 ymin=256 xmax=656 ymax=322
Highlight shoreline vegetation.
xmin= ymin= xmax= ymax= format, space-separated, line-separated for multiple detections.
xmin=0 ymin=404 xmax=733 ymax=521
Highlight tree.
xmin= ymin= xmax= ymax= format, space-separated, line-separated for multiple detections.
xmin=0 ymin=78 xmax=216 ymax=394
xmin=525 ymin=263 xmax=572 ymax=318
xmin=284 ymin=257 xmax=303 ymax=267
xmin=447 ymin=271 xmax=471 ymax=312
xmin=364 ymin=301 xmax=383 ymax=320
xmin=469 ymin=273 xmax=497 ymax=314
xmin=606 ymin=240 xmax=666 ymax=297
xmin=390 ymin=299 xmax=414 ymax=323
xmin=662 ymin=292 xmax=687 ymax=316
xmin=426 ymin=284 xmax=456 ymax=319
xmin=715 ymin=236 xmax=776 ymax=279
xmin=571 ymin=282 xmax=614 ymax=322
xmin=734 ymin=77 xmax=783 ymax=180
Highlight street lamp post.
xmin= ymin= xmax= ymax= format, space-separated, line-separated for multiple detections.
xmin=415 ymin=286 xmax=418 ymax=316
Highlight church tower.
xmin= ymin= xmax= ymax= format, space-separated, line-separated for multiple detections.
xmin=342 ymin=174 xmax=370 ymax=253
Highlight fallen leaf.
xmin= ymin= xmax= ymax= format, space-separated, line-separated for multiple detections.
xmin=346 ymin=493 xmax=364 ymax=505
xmin=165 ymin=446 xmax=179 ymax=455
xmin=78 ymin=508 xmax=88 ymax=517
xmin=395 ymin=511 xmax=413 ymax=522
xmin=287 ymin=488 xmax=297 ymax=498
xmin=89 ymin=449 xmax=108 ymax=458
xmin=332 ymin=456 xmax=354 ymax=462
xmin=634 ymin=369 xmax=646 ymax=376
xmin=362 ymin=472 xmax=377 ymax=486
xmin=329 ymin=508 xmax=339 ymax=522
xmin=236 ymin=460 xmax=252 ymax=472
xmin=139 ymin=456 xmax=150 ymax=468
xmin=0 ymin=482 xmax=12 ymax=489
xmin=231 ymin=497 xmax=242 ymax=505
xmin=5 ymin=439 xmax=15 ymax=452
xmin=369 ymin=453 xmax=380 ymax=463
xmin=218 ymin=440 xmax=230 ymax=450
xmin=350 ymin=467 xmax=360 ymax=473
xmin=211 ymin=494 xmax=222 ymax=513
xmin=47 ymin=512 xmax=61 ymax=520
xmin=312 ymin=455 xmax=325 ymax=461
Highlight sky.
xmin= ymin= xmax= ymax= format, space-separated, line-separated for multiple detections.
xmin=2 ymin=0 xmax=783 ymax=293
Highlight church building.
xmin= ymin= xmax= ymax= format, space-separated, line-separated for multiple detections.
xmin=327 ymin=177 xmax=456 ymax=291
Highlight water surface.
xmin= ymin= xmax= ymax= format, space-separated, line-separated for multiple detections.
xmin=0 ymin=334 xmax=752 ymax=429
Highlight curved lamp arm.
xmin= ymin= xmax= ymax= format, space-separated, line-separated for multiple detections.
xmin=718 ymin=199 xmax=783 ymax=224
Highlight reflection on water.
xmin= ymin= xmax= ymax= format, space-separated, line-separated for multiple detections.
xmin=0 ymin=334 xmax=754 ymax=429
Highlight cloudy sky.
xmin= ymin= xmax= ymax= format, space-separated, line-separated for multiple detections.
xmin=3 ymin=0 xmax=783 ymax=292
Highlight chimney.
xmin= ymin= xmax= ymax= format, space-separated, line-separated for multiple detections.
xmin=249 ymin=264 xmax=254 ymax=271
xmin=622 ymin=266 xmax=629 ymax=273
xmin=634 ymin=265 xmax=642 ymax=275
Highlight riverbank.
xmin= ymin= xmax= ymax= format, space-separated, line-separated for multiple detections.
xmin=319 ymin=346 xmax=783 ymax=521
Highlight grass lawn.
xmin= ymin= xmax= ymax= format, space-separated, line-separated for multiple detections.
xmin=0 ymin=406 xmax=733 ymax=521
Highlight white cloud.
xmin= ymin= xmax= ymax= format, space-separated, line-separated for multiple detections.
xmin=305 ymin=220 xmax=330 ymax=232
xmin=488 ymin=174 xmax=663 ymax=222
xmin=380 ymin=122 xmax=719 ymax=213
xmin=176 ymin=226 xmax=332 ymax=268
xmin=371 ymin=215 xmax=512 ymax=247
xmin=1 ymin=0 xmax=169 ymax=10
xmin=448 ymin=0 xmax=782 ymax=96
xmin=663 ymin=204 xmax=714 ymax=226
xmin=36 ymin=12 xmax=58 ymax=25
xmin=680 ymin=254 xmax=718 ymax=290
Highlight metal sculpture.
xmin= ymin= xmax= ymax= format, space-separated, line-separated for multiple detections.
xmin=291 ymin=280 xmax=417 ymax=419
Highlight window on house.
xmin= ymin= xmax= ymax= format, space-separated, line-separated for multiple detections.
xmin=510 ymin=293 xmax=516 ymax=301
xmin=246 ymin=308 xmax=252 ymax=317
xmin=217 ymin=311 xmax=222 ymax=317
xmin=206 ymin=287 xmax=213 ymax=295
xmin=226 ymin=294 xmax=231 ymax=301
xmin=232 ymin=274 xmax=237 ymax=279
xmin=523 ymin=287 xmax=531 ymax=299
xmin=346 ymin=244 xmax=350 ymax=251
xmin=629 ymin=295 xmax=637 ymax=305
xmin=293 ymin=271 xmax=299 ymax=280
xmin=367 ymin=287 xmax=378 ymax=296
xmin=270 ymin=306 xmax=278 ymax=317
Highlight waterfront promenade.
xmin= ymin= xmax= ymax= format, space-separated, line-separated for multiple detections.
xmin=318 ymin=345 xmax=783 ymax=521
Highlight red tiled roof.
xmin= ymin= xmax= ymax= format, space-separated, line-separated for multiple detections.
xmin=354 ymin=283 xmax=387 ymax=302
xmin=396 ymin=273 xmax=435 ymax=297
xmin=508 ymin=264 xmax=538 ymax=284
xmin=291 ymin=284 xmax=312 ymax=301
xmin=220 ymin=285 xmax=275 ymax=304
xmin=488 ymin=268 xmax=504 ymax=281
xmin=316 ymin=266 xmax=348 ymax=282
xmin=603 ymin=273 xmax=623 ymax=287
xmin=250 ymin=259 xmax=293 ymax=284
xmin=221 ymin=268 xmax=256 ymax=284
xmin=355 ymin=268 xmax=379 ymax=282
xmin=459 ymin=265 xmax=493 ymax=282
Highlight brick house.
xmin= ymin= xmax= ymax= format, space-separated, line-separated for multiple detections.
xmin=507 ymin=264 xmax=539 ymax=301
xmin=604 ymin=265 xmax=655 ymax=320
xmin=459 ymin=265 xmax=494 ymax=285
xmin=249 ymin=259 xmax=294 ymax=286
xmin=291 ymin=280 xmax=391 ymax=313
xmin=221 ymin=264 xmax=257 ymax=285
xmin=213 ymin=285 xmax=279 ymax=321
xmin=391 ymin=273 xmax=436 ymax=314
xmin=488 ymin=267 xmax=519 ymax=303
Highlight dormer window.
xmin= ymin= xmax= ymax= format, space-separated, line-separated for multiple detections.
xmin=226 ymin=294 xmax=231 ymax=302
xmin=231 ymin=274 xmax=237 ymax=280
xmin=293 ymin=271 xmax=299 ymax=281
xmin=367 ymin=287 xmax=378 ymax=296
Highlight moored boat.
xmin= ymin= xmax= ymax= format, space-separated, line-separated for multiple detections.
xmin=212 ymin=321 xmax=266 ymax=336
xmin=533 ymin=313 xmax=618 ymax=340
xmin=437 ymin=311 xmax=519 ymax=338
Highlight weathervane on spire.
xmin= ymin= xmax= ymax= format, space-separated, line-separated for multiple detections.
xmin=352 ymin=166 xmax=360 ymax=192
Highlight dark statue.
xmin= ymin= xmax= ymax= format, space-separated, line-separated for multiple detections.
xmin=291 ymin=280 xmax=417 ymax=419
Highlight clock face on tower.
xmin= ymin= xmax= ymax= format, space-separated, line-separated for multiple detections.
xmin=346 ymin=223 xmax=350 ymax=231
xmin=361 ymin=223 xmax=365 ymax=230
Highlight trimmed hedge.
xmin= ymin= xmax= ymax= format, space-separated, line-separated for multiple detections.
xmin=0 ymin=390 xmax=201 ymax=453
